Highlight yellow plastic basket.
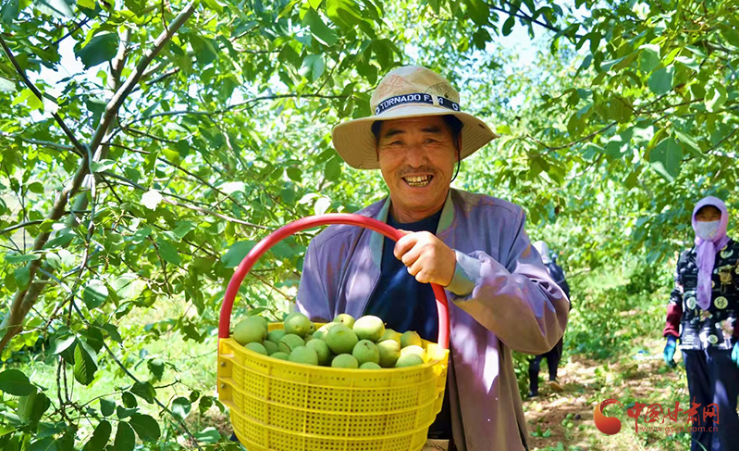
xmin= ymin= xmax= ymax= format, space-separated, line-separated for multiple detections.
xmin=218 ymin=324 xmax=448 ymax=450
xmin=217 ymin=214 xmax=451 ymax=451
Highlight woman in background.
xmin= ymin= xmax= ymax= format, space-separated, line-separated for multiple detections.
xmin=663 ymin=196 xmax=739 ymax=451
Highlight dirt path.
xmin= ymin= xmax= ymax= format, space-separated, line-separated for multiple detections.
xmin=523 ymin=337 xmax=690 ymax=451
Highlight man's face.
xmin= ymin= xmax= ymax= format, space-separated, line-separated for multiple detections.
xmin=377 ymin=116 xmax=458 ymax=221
xmin=696 ymin=205 xmax=721 ymax=222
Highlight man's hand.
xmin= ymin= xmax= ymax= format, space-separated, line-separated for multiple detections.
xmin=394 ymin=231 xmax=456 ymax=286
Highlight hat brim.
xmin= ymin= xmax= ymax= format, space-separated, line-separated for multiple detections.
xmin=331 ymin=105 xmax=499 ymax=170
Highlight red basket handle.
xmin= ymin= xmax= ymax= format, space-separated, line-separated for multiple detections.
xmin=218 ymin=213 xmax=450 ymax=349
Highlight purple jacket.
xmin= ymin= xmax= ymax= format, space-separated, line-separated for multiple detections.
xmin=297 ymin=189 xmax=569 ymax=451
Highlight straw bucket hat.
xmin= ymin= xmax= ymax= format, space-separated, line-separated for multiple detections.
xmin=331 ymin=65 xmax=498 ymax=169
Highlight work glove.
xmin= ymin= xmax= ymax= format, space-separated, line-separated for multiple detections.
xmin=663 ymin=335 xmax=677 ymax=368
xmin=732 ymin=341 xmax=739 ymax=368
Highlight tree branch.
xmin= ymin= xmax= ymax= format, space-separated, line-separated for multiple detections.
xmin=490 ymin=5 xmax=559 ymax=34
xmin=0 ymin=3 xmax=196 ymax=354
xmin=0 ymin=133 xmax=83 ymax=155
xmin=101 ymin=171 xmax=269 ymax=229
xmin=0 ymin=220 xmax=44 ymax=236
xmin=88 ymin=1 xmax=196 ymax=156
xmin=0 ymin=36 xmax=87 ymax=153
xmin=0 ymin=153 xmax=90 ymax=352
xmin=48 ymin=17 xmax=92 ymax=49
xmin=110 ymin=143 xmax=251 ymax=213
xmin=531 ymin=121 xmax=618 ymax=152
xmin=706 ymin=127 xmax=738 ymax=154
xmin=66 ymin=298 xmax=205 ymax=451
xmin=490 ymin=2 xmax=583 ymax=39
xmin=121 ymin=93 xmax=349 ymax=128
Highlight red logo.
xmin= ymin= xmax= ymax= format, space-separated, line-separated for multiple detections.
xmin=594 ymin=399 xmax=623 ymax=435
xmin=594 ymin=398 xmax=719 ymax=436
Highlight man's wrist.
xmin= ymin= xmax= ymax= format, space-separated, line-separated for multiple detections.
xmin=445 ymin=251 xmax=480 ymax=297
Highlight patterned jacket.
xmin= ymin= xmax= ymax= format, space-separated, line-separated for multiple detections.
xmin=663 ymin=239 xmax=739 ymax=350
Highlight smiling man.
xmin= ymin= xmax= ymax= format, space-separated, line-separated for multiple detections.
xmin=296 ymin=66 xmax=569 ymax=451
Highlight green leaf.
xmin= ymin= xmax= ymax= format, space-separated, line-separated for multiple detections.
xmin=674 ymin=130 xmax=702 ymax=157
xmin=604 ymin=128 xmax=633 ymax=159
xmin=0 ymin=369 xmax=35 ymax=396
xmin=286 ymin=167 xmax=302 ymax=182
xmin=566 ymin=114 xmax=585 ymax=136
xmin=303 ymin=9 xmax=338 ymax=46
xmin=194 ymin=427 xmax=221 ymax=444
xmin=28 ymin=182 xmax=44 ymax=193
xmin=131 ymin=381 xmax=156 ymax=404
xmin=116 ymin=405 xmax=138 ymax=420
xmin=83 ymin=420 xmax=112 ymax=451
xmin=222 ymin=241 xmax=256 ymax=268
xmin=674 ymin=55 xmax=699 ymax=71
xmin=720 ymin=26 xmax=739 ymax=47
xmin=156 ymin=238 xmax=182 ymax=266
xmin=114 ymin=422 xmax=135 ymax=451
xmin=171 ymin=397 xmax=191 ymax=420
xmin=201 ymin=0 xmax=223 ymax=13
xmin=90 ymin=159 xmax=115 ymax=172
xmin=501 ymin=16 xmax=515 ymax=36
xmin=326 ymin=0 xmax=363 ymax=28
xmin=662 ymin=47 xmax=681 ymax=66
xmin=649 ymin=137 xmax=682 ymax=181
xmin=102 ymin=324 xmax=122 ymax=343
xmin=4 ymin=253 xmax=41 ymax=264
xmin=705 ymin=83 xmax=727 ymax=112
xmin=75 ymin=33 xmax=119 ymax=69
xmin=129 ymin=414 xmax=161 ymax=442
xmin=50 ymin=335 xmax=76 ymax=355
xmin=325 ymin=158 xmax=342 ymax=181
xmin=647 ymin=66 xmax=673 ymax=95
xmin=73 ymin=341 xmax=98 ymax=385
xmin=28 ymin=437 xmax=54 ymax=451
xmin=0 ymin=424 xmax=17 ymax=437
xmin=372 ymin=39 xmax=394 ymax=70
xmin=130 ymin=226 xmax=152 ymax=245
xmin=172 ymin=221 xmax=196 ymax=240
xmin=639 ymin=44 xmax=660 ymax=73
xmin=111 ymin=274 xmax=145 ymax=300
xmin=122 ymin=391 xmax=137 ymax=408
xmin=300 ymin=54 xmax=325 ymax=82
xmin=147 ymin=358 xmax=165 ymax=381
xmin=45 ymin=252 xmax=61 ymax=270
xmin=189 ymin=35 xmax=219 ymax=66
xmin=1 ymin=0 xmax=20 ymax=23
xmin=83 ymin=280 xmax=108 ymax=309
xmin=13 ymin=266 xmax=30 ymax=288
xmin=100 ymin=398 xmax=115 ymax=417
xmin=270 ymin=240 xmax=295 ymax=260
xmin=18 ymin=389 xmax=45 ymax=424
xmin=600 ymin=55 xmax=628 ymax=72
xmin=466 ymin=0 xmax=490 ymax=25
xmin=308 ymin=0 xmax=321 ymax=8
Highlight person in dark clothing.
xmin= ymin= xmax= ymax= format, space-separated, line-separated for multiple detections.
xmin=663 ymin=196 xmax=739 ymax=451
xmin=528 ymin=241 xmax=571 ymax=397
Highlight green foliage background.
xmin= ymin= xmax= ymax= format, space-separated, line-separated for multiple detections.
xmin=0 ymin=0 xmax=737 ymax=448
